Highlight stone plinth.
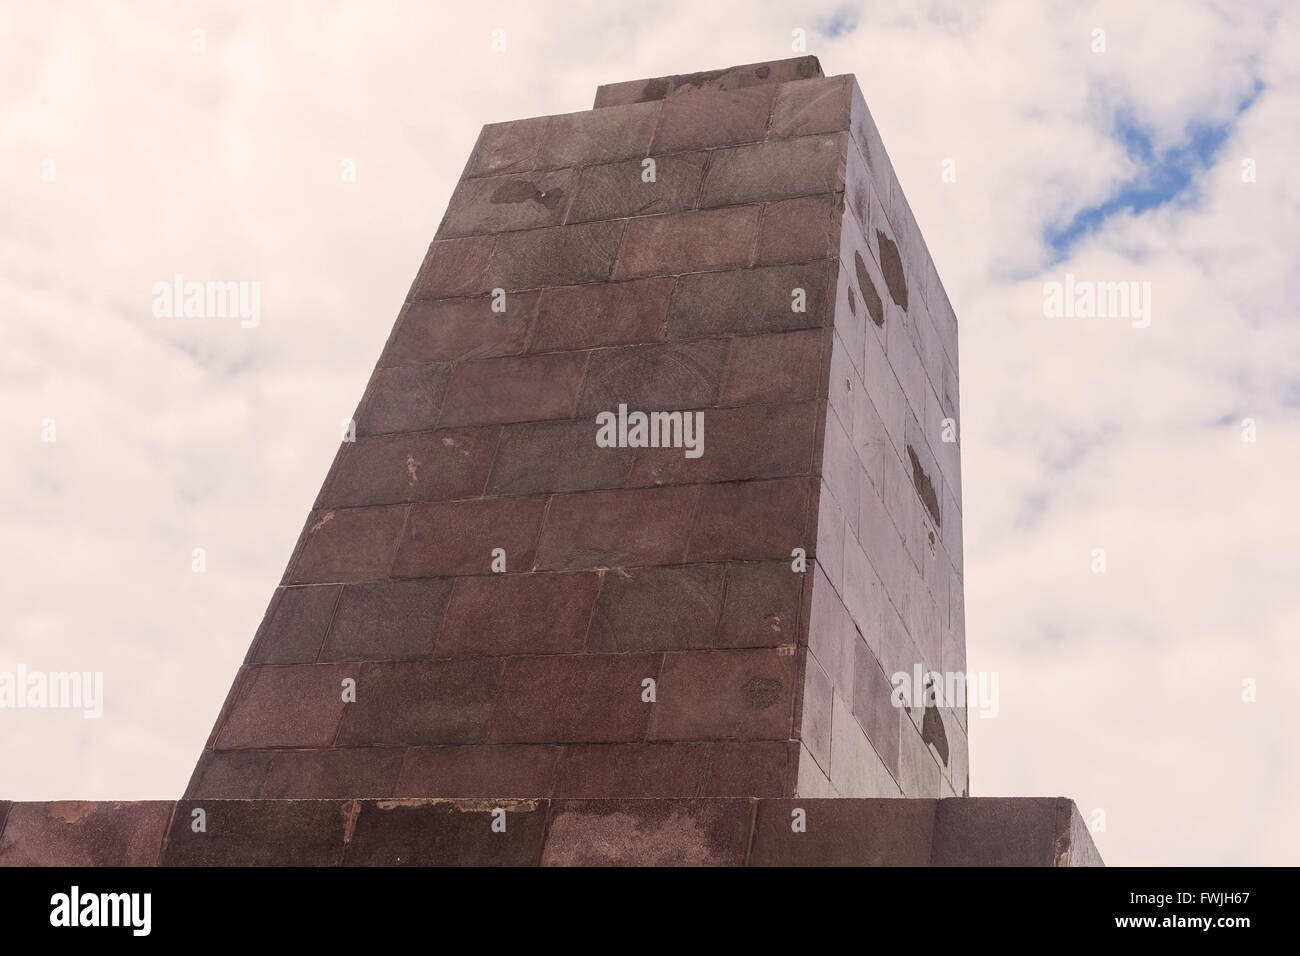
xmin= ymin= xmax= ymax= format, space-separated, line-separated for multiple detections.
xmin=0 ymin=798 xmax=1101 ymax=867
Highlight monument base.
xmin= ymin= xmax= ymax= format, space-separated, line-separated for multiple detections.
xmin=0 ymin=797 xmax=1101 ymax=866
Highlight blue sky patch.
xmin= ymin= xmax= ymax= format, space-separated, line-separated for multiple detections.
xmin=1047 ymin=79 xmax=1264 ymax=255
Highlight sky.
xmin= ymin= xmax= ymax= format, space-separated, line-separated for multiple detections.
xmin=2 ymin=0 xmax=1297 ymax=866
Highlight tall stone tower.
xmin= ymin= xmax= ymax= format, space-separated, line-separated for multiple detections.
xmin=0 ymin=56 xmax=1101 ymax=868
xmin=186 ymin=55 xmax=967 ymax=804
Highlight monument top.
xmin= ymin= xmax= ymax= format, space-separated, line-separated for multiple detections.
xmin=593 ymin=55 xmax=823 ymax=108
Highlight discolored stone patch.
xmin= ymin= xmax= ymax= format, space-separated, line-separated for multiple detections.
xmin=855 ymin=250 xmax=884 ymax=327
xmin=906 ymin=443 xmax=942 ymax=527
xmin=876 ymin=229 xmax=908 ymax=310
xmin=541 ymin=799 xmax=752 ymax=866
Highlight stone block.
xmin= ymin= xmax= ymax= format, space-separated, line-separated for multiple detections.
xmin=320 ymin=427 xmax=498 ymax=508
xmin=438 ymin=168 xmax=576 ymax=239
xmin=318 ymin=578 xmax=453 ymax=661
xmin=396 ymin=745 xmax=563 ymax=798
xmin=0 ymin=802 xmax=172 ymax=867
xmin=535 ymin=485 xmax=697 ymax=570
xmin=648 ymin=648 xmax=796 ymax=741
xmin=247 ymin=584 xmax=340 ymax=664
xmin=651 ymin=85 xmax=776 ymax=151
xmin=486 ymin=419 xmax=634 ymax=495
xmin=541 ymin=799 xmax=752 ymax=866
xmin=686 ymin=478 xmax=811 ymax=561
xmin=531 ymin=277 xmax=673 ymax=351
xmin=438 ymin=351 xmax=588 ymax=427
xmin=750 ymin=798 xmax=935 ymax=866
xmin=393 ymin=496 xmax=547 ymax=577
xmin=435 ymin=572 xmax=599 ymax=657
xmin=215 ymin=663 xmax=359 ymax=749
xmin=699 ymin=134 xmax=846 ymax=207
xmin=488 ymin=654 xmax=660 ymax=743
xmin=336 ymin=658 xmax=505 ymax=746
xmin=536 ymin=102 xmax=660 ymax=168
xmin=667 ymin=262 xmax=831 ymax=339
xmin=163 ymin=800 xmax=348 ymax=866
xmin=485 ymin=220 xmax=624 ymax=290
xmin=382 ymin=292 xmax=539 ymax=365
xmin=615 ymin=206 xmax=760 ymax=278
xmin=719 ymin=328 xmax=824 ymax=405
xmin=568 ymin=152 xmax=707 ymax=223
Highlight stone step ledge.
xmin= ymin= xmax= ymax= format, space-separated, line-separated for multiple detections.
xmin=0 ymin=796 xmax=1101 ymax=867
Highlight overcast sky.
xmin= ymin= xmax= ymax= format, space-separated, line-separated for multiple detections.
xmin=2 ymin=0 xmax=1297 ymax=866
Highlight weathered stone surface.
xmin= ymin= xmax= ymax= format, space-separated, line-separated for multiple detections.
xmin=488 ymin=654 xmax=660 ymax=743
xmin=318 ymin=578 xmax=453 ymax=661
xmin=535 ymin=485 xmax=697 ymax=570
xmin=531 ymin=277 xmax=673 ymax=351
xmin=164 ymin=800 xmax=349 ymax=866
xmin=626 ymin=402 xmax=816 ymax=487
xmin=383 ymin=292 xmax=539 ymax=365
xmin=0 ymin=797 xmax=1101 ymax=866
xmin=667 ymin=262 xmax=831 ymax=339
xmin=396 ymin=745 xmax=563 ymax=797
xmin=215 ymin=663 xmax=358 ymax=749
xmin=615 ymin=206 xmax=759 ymax=278
xmin=171 ymin=59 xmax=986 ymax=822
xmin=485 ymin=220 xmax=624 ymax=290
xmin=769 ymin=76 xmax=851 ymax=139
xmin=261 ymin=749 xmax=406 ymax=799
xmin=355 ymin=363 xmax=452 ymax=436
xmin=649 ymin=648 xmax=797 ymax=741
xmin=540 ymin=799 xmax=753 ymax=866
xmin=587 ymin=563 xmax=725 ymax=652
xmin=720 ymin=328 xmax=825 ymax=405
xmin=320 ymin=427 xmax=498 ymax=508
xmin=246 ymin=584 xmax=340 ymax=664
xmin=437 ymin=168 xmax=576 ymax=239
xmin=411 ymin=236 xmax=494 ymax=299
xmin=931 ymin=798 xmax=1087 ymax=866
xmin=699 ymin=134 xmax=847 ymax=207
xmin=336 ymin=658 xmax=505 ymax=747
xmin=392 ymin=496 xmax=547 ymax=577
xmin=487 ymin=419 xmax=635 ymax=495
xmin=435 ymin=572 xmax=599 ymax=657
xmin=652 ymin=86 xmax=776 ymax=151
xmin=756 ymin=194 xmax=842 ymax=265
xmin=575 ymin=339 xmax=727 ymax=414
xmin=686 ymin=478 xmax=811 ymax=561
xmin=0 ymin=802 xmax=172 ymax=867
xmin=594 ymin=56 xmax=823 ymax=107
xmin=342 ymin=799 xmax=549 ymax=866
xmin=287 ymin=505 xmax=410 ymax=584
xmin=720 ymin=560 xmax=805 ymax=647
xmin=185 ymin=750 xmax=277 ymax=799
xmin=750 ymin=798 xmax=935 ymax=866
xmin=536 ymin=102 xmax=660 ymax=168
xmin=464 ymin=116 xmax=547 ymax=178
xmin=569 ymin=153 xmax=707 ymax=223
